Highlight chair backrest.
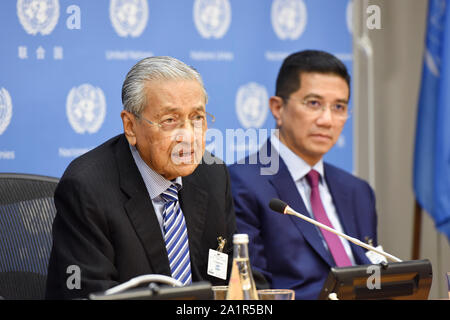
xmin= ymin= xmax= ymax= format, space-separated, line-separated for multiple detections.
xmin=0 ymin=173 xmax=59 ymax=300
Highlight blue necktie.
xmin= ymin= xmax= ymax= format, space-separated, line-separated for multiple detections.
xmin=161 ymin=184 xmax=192 ymax=285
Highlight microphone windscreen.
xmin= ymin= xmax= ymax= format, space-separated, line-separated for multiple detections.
xmin=269 ymin=198 xmax=287 ymax=213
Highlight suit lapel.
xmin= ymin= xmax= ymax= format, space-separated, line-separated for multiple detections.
xmin=179 ymin=170 xmax=208 ymax=280
xmin=266 ymin=143 xmax=335 ymax=267
xmin=324 ymin=164 xmax=369 ymax=264
xmin=324 ymin=164 xmax=357 ymax=237
xmin=114 ymin=135 xmax=171 ymax=276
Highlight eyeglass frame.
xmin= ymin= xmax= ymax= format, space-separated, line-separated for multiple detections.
xmin=282 ymin=95 xmax=352 ymax=119
xmin=132 ymin=111 xmax=216 ymax=132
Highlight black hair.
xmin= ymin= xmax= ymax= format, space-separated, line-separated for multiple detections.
xmin=275 ymin=50 xmax=351 ymax=100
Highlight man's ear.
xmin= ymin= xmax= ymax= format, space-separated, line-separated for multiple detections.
xmin=269 ymin=96 xmax=284 ymax=128
xmin=121 ymin=110 xmax=137 ymax=146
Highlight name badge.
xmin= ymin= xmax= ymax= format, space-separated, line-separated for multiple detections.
xmin=207 ymin=249 xmax=228 ymax=280
xmin=365 ymin=245 xmax=388 ymax=264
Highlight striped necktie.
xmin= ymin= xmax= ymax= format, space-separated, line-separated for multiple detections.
xmin=161 ymin=184 xmax=192 ymax=285
xmin=306 ymin=170 xmax=352 ymax=267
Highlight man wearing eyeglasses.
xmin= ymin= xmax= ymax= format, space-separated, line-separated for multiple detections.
xmin=46 ymin=56 xmax=239 ymax=299
xmin=229 ymin=50 xmax=378 ymax=299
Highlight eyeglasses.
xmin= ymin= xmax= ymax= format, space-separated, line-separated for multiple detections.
xmin=134 ymin=111 xmax=215 ymax=132
xmin=285 ymin=96 xmax=351 ymax=120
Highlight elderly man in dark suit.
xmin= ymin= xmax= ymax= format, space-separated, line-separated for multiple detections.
xmin=46 ymin=56 xmax=237 ymax=299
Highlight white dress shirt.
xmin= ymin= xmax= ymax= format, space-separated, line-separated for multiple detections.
xmin=270 ymin=133 xmax=356 ymax=265
xmin=130 ymin=144 xmax=182 ymax=234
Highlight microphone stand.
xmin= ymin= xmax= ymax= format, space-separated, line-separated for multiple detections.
xmin=282 ymin=205 xmax=402 ymax=262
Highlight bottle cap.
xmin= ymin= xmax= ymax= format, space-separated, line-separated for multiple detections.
xmin=233 ymin=233 xmax=249 ymax=244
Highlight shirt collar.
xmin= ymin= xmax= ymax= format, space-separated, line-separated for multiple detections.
xmin=130 ymin=144 xmax=182 ymax=200
xmin=270 ymin=132 xmax=325 ymax=183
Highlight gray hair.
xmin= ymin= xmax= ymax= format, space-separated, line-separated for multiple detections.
xmin=121 ymin=56 xmax=208 ymax=115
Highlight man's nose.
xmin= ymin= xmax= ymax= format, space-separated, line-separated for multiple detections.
xmin=173 ymin=126 xmax=196 ymax=143
xmin=316 ymin=105 xmax=333 ymax=125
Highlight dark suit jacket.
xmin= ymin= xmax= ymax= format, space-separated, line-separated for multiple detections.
xmin=228 ymin=139 xmax=378 ymax=300
xmin=46 ymin=134 xmax=237 ymax=299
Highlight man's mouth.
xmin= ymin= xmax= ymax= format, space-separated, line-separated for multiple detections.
xmin=178 ymin=150 xmax=194 ymax=157
xmin=310 ymin=133 xmax=332 ymax=141
xmin=171 ymin=149 xmax=195 ymax=163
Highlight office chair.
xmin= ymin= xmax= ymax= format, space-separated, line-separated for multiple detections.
xmin=0 ymin=173 xmax=59 ymax=300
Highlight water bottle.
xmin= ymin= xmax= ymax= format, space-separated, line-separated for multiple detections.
xmin=226 ymin=234 xmax=259 ymax=300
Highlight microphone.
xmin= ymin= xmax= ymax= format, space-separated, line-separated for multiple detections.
xmin=269 ymin=198 xmax=402 ymax=263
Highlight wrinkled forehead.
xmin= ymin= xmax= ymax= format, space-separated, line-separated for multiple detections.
xmin=143 ymin=79 xmax=207 ymax=114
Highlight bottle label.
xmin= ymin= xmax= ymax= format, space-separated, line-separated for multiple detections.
xmin=226 ymin=258 xmax=259 ymax=300
xmin=207 ymin=249 xmax=228 ymax=280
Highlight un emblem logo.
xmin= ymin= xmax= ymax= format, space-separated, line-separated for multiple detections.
xmin=0 ymin=88 xmax=13 ymax=135
xmin=66 ymin=84 xmax=106 ymax=134
xmin=424 ymin=0 xmax=446 ymax=78
xmin=271 ymin=0 xmax=307 ymax=40
xmin=193 ymin=0 xmax=231 ymax=39
xmin=346 ymin=0 xmax=353 ymax=34
xmin=110 ymin=0 xmax=149 ymax=38
xmin=235 ymin=83 xmax=269 ymax=129
xmin=17 ymin=0 xmax=60 ymax=36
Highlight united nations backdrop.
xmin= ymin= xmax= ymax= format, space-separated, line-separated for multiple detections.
xmin=0 ymin=0 xmax=354 ymax=178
